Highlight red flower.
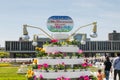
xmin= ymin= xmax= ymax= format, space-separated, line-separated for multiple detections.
xmin=51 ymin=39 xmax=58 ymax=43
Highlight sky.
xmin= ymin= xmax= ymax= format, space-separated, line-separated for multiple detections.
xmin=0 ymin=0 xmax=120 ymax=47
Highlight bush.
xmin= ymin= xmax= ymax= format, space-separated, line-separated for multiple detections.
xmin=0 ymin=51 xmax=9 ymax=58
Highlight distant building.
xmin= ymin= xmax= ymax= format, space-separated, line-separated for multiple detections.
xmin=109 ymin=30 xmax=120 ymax=40
xmin=73 ymin=33 xmax=87 ymax=41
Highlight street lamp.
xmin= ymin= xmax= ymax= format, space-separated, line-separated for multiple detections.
xmin=80 ymin=34 xmax=86 ymax=45
xmin=22 ymin=24 xmax=54 ymax=41
xmin=90 ymin=22 xmax=97 ymax=38
xmin=22 ymin=24 xmax=30 ymax=41
xmin=32 ymin=34 xmax=48 ymax=46
xmin=67 ymin=22 xmax=97 ymax=44
xmin=32 ymin=34 xmax=38 ymax=46
xmin=22 ymin=22 xmax=97 ymax=46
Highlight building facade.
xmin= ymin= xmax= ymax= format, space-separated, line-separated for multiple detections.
xmin=5 ymin=40 xmax=120 ymax=58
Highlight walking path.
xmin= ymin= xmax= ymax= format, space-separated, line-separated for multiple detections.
xmin=93 ymin=62 xmax=116 ymax=80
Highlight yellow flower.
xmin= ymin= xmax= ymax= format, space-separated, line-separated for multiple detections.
xmin=28 ymin=74 xmax=32 ymax=78
xmin=33 ymin=59 xmax=37 ymax=64
xmin=41 ymin=49 xmax=45 ymax=53
xmin=35 ymin=47 xmax=39 ymax=50
xmin=31 ymin=71 xmax=34 ymax=75
xmin=27 ymin=70 xmax=32 ymax=74
xmin=38 ymin=48 xmax=42 ymax=51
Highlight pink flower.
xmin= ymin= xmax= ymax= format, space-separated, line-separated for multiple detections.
xmin=82 ymin=63 xmax=87 ymax=67
xmin=79 ymin=76 xmax=84 ymax=79
xmin=88 ymin=64 xmax=92 ymax=67
xmin=51 ymin=39 xmax=58 ymax=43
xmin=43 ymin=63 xmax=48 ymax=68
xmin=38 ymin=64 xmax=42 ymax=69
xmin=65 ymin=78 xmax=71 ymax=80
xmin=56 ymin=77 xmax=61 ymax=80
xmin=84 ymin=75 xmax=90 ymax=80
xmin=34 ymin=75 xmax=37 ymax=80
xmin=78 ymin=50 xmax=83 ymax=54
xmin=62 ymin=62 xmax=65 ymax=65
xmin=39 ymin=74 xmax=43 ymax=79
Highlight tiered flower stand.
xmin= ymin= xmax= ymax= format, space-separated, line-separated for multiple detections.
xmin=33 ymin=45 xmax=92 ymax=80
xmin=34 ymin=58 xmax=91 ymax=79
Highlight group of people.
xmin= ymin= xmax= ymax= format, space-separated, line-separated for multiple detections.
xmin=97 ymin=53 xmax=120 ymax=80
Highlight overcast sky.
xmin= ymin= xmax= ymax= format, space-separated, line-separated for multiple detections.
xmin=0 ymin=0 xmax=120 ymax=47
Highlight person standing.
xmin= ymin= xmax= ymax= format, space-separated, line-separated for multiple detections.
xmin=104 ymin=56 xmax=112 ymax=80
xmin=97 ymin=69 xmax=104 ymax=80
xmin=113 ymin=53 xmax=120 ymax=80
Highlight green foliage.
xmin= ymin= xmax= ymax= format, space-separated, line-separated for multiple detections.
xmin=36 ymin=51 xmax=47 ymax=57
xmin=0 ymin=51 xmax=9 ymax=58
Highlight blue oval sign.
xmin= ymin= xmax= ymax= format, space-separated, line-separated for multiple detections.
xmin=47 ymin=16 xmax=74 ymax=32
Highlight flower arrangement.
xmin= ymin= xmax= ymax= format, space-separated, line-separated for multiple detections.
xmin=79 ymin=75 xmax=90 ymax=80
xmin=35 ymin=47 xmax=47 ymax=57
xmin=77 ymin=50 xmax=83 ymax=58
xmin=51 ymin=39 xmax=61 ymax=46
xmin=39 ymin=74 xmax=43 ymax=80
xmin=37 ymin=64 xmax=42 ymax=69
xmin=43 ymin=39 xmax=80 ymax=47
xmin=56 ymin=76 xmax=71 ymax=80
xmin=32 ymin=62 xmax=49 ymax=71
xmin=43 ymin=63 xmax=49 ymax=71
xmin=57 ymin=62 xmax=65 ymax=70
xmin=26 ymin=69 xmax=34 ymax=80
xmin=79 ymin=75 xmax=97 ymax=80
xmin=56 ymin=75 xmax=97 ymax=80
xmin=80 ymin=62 xmax=92 ymax=69
xmin=32 ymin=59 xmax=38 ymax=69
xmin=49 ymin=51 xmax=64 ymax=58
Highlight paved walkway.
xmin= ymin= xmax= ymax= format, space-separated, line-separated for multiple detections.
xmin=92 ymin=62 xmax=118 ymax=80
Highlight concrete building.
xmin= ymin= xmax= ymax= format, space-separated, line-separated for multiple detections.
xmin=5 ymin=31 xmax=120 ymax=58
xmin=109 ymin=30 xmax=120 ymax=40
xmin=5 ymin=40 xmax=120 ymax=58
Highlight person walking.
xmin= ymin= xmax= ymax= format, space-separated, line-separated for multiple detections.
xmin=104 ymin=56 xmax=112 ymax=80
xmin=113 ymin=53 xmax=120 ymax=80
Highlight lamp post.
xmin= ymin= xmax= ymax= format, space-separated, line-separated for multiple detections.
xmin=80 ymin=34 xmax=86 ymax=45
xmin=22 ymin=24 xmax=54 ymax=41
xmin=22 ymin=22 xmax=97 ymax=46
xmin=32 ymin=34 xmax=38 ymax=46
xmin=67 ymin=22 xmax=97 ymax=44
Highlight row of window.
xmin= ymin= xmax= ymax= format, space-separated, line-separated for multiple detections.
xmin=5 ymin=41 xmax=120 ymax=51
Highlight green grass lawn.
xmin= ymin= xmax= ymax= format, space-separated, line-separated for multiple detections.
xmin=0 ymin=63 xmax=98 ymax=80
xmin=0 ymin=66 xmax=26 ymax=80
